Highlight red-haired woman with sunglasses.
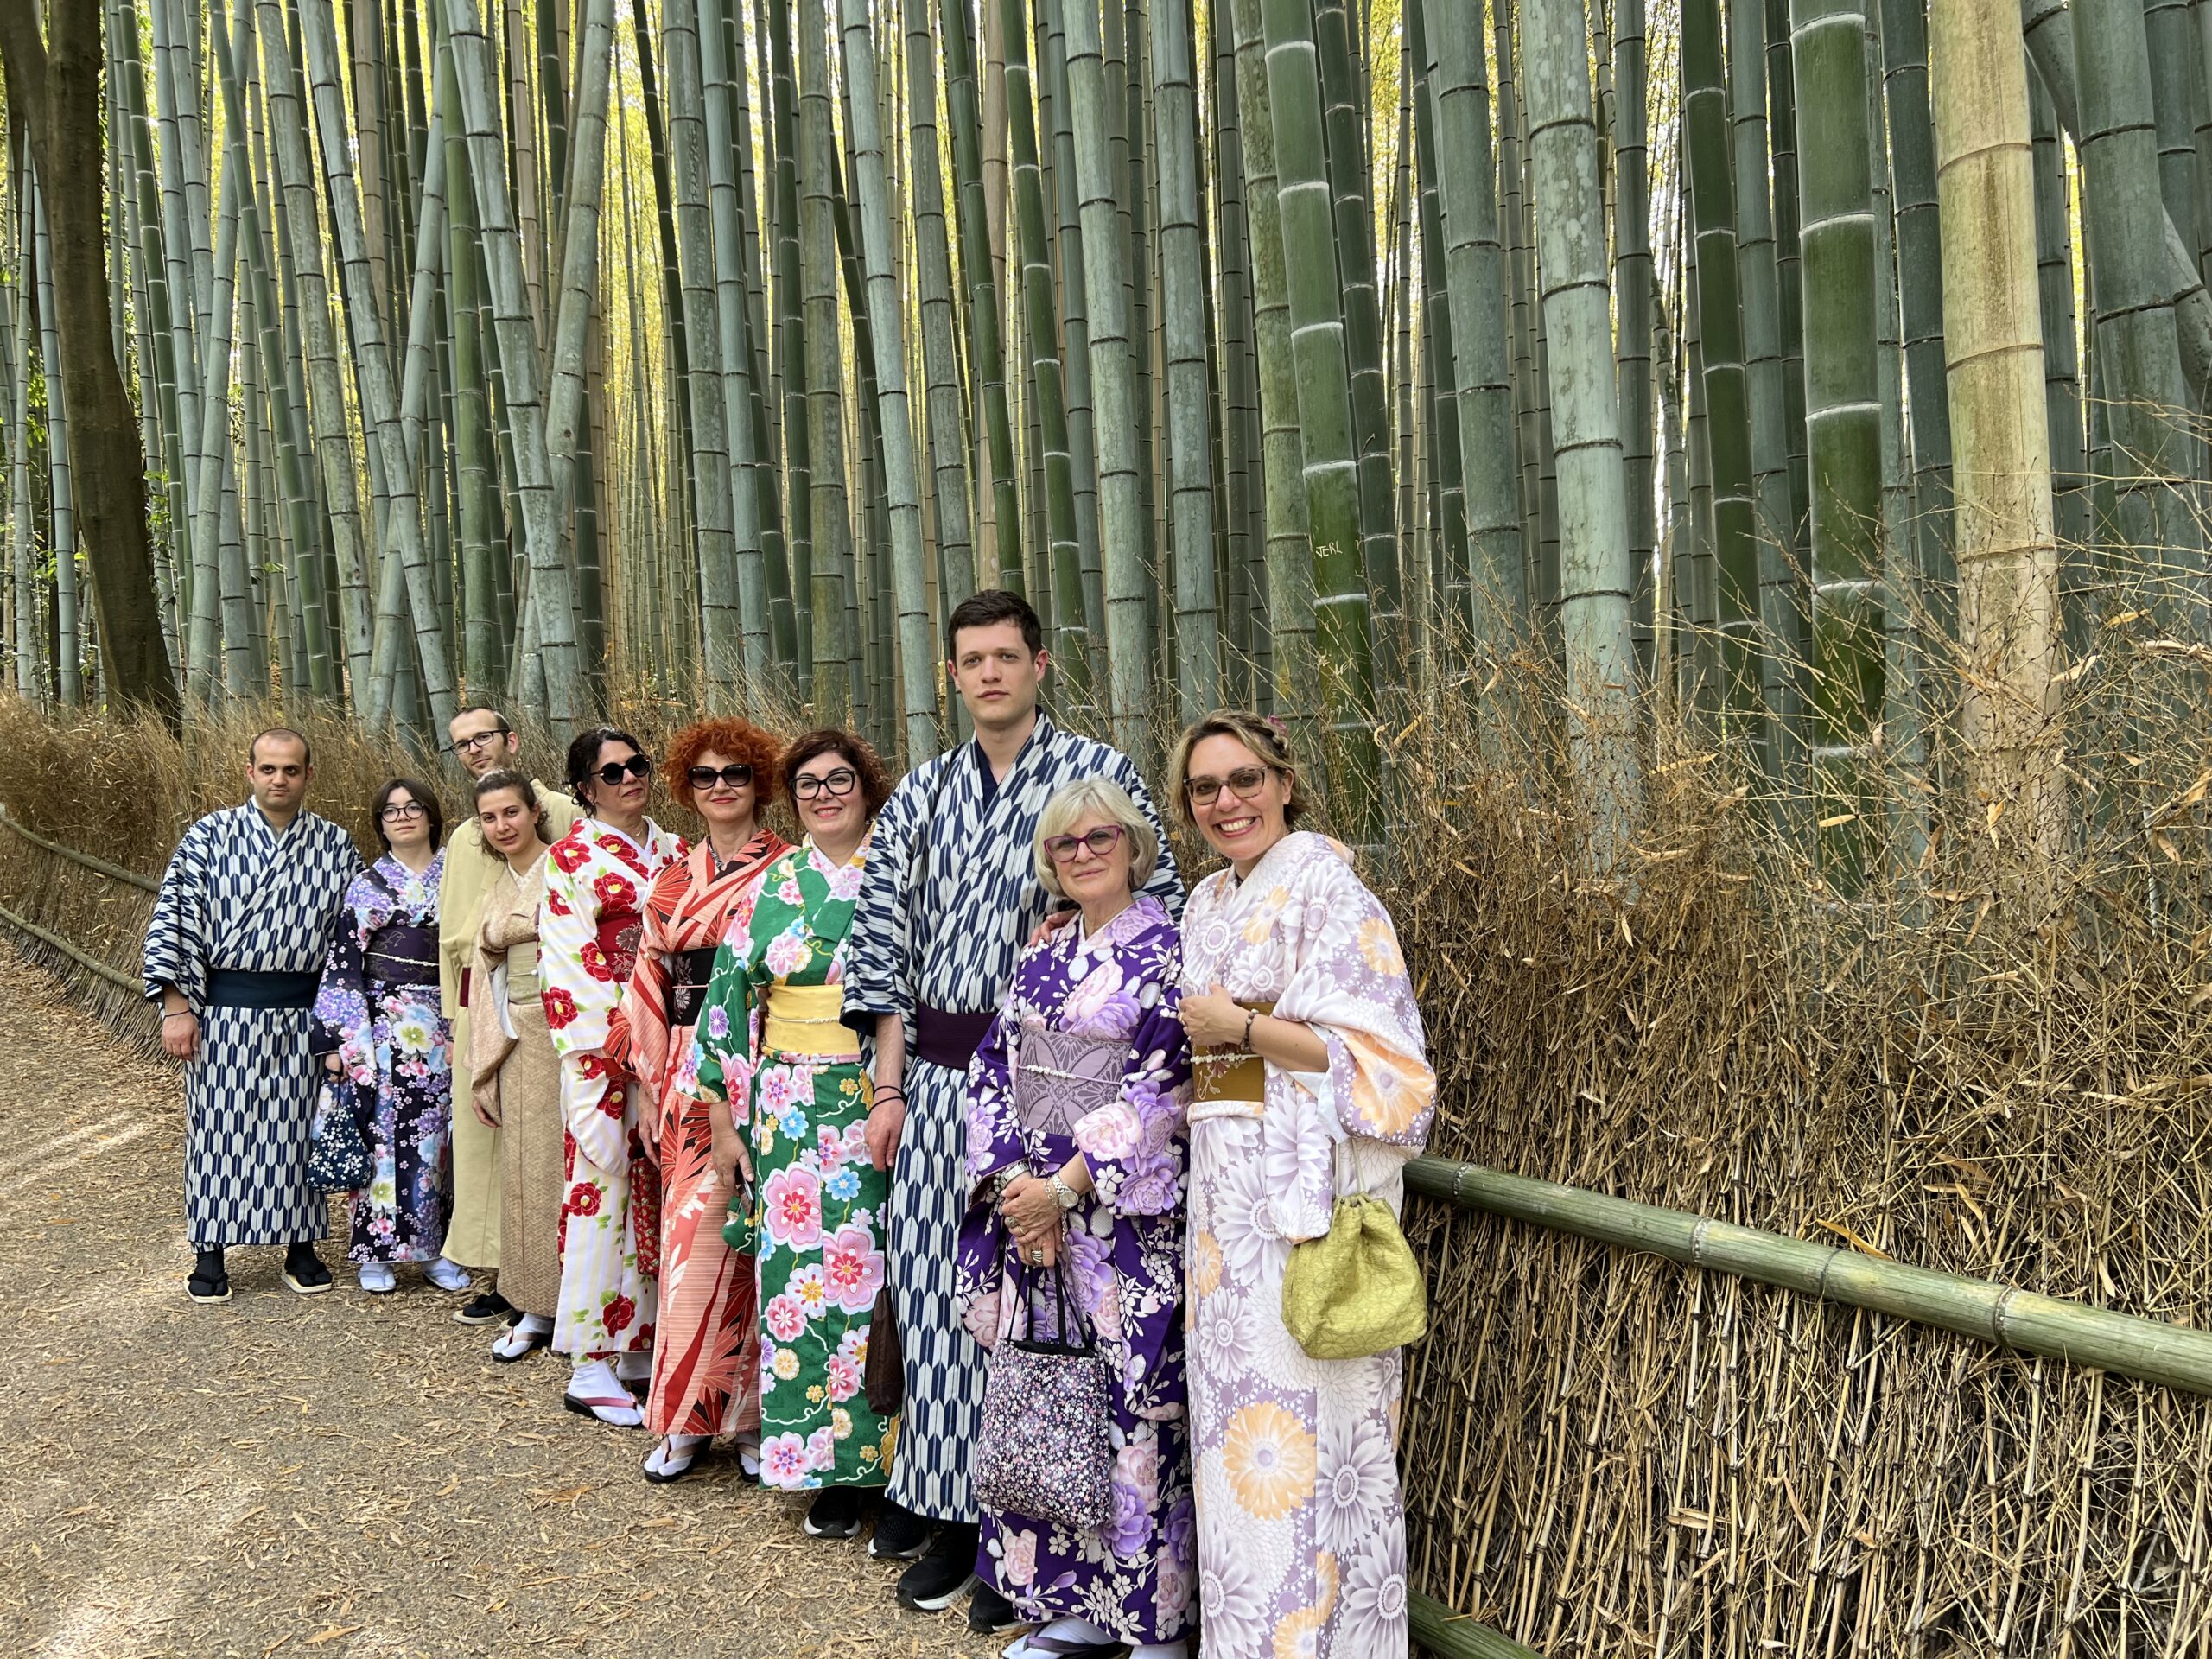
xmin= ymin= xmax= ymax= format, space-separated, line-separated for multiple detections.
xmin=608 ymin=717 xmax=791 ymax=1483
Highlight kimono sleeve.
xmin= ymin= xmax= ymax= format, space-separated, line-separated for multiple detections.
xmin=963 ymin=995 xmax=1025 ymax=1186
xmin=467 ymin=899 xmax=518 ymax=1120
xmin=839 ymin=768 xmax=921 ymax=1035
xmin=537 ymin=834 xmax=608 ymax=1060
xmin=685 ymin=938 xmax=756 ymax=1116
xmin=310 ymin=879 xmax=378 ymax=1086
xmin=143 ymin=818 xmax=214 ymax=1008
xmin=1275 ymin=856 xmax=1437 ymax=1153
xmin=1072 ymin=964 xmax=1192 ymax=1217
xmin=609 ymin=886 xmax=672 ymax=1090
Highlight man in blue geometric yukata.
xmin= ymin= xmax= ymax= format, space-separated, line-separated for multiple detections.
xmin=844 ymin=591 xmax=1182 ymax=1636
xmin=143 ymin=728 xmax=363 ymax=1305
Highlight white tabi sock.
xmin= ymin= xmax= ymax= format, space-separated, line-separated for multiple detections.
xmin=490 ymin=1314 xmax=551 ymax=1360
xmin=644 ymin=1433 xmax=708 ymax=1477
xmin=614 ymin=1348 xmax=652 ymax=1383
xmin=568 ymin=1358 xmax=644 ymax=1427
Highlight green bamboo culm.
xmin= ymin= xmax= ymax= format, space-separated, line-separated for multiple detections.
xmin=1429 ymin=0 xmax=1524 ymax=652
xmin=1790 ymin=0 xmax=1885 ymax=889
xmin=1522 ymin=0 xmax=1642 ymax=868
xmin=1681 ymin=0 xmax=1767 ymax=766
xmin=1001 ymin=0 xmax=1096 ymax=710
xmin=1256 ymin=0 xmax=1376 ymax=831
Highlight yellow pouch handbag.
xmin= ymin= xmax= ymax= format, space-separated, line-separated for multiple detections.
xmin=1281 ymin=1190 xmax=1429 ymax=1361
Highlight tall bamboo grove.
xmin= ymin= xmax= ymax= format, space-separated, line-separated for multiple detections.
xmin=0 ymin=0 xmax=2163 ymax=881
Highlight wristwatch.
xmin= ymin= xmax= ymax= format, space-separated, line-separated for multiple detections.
xmin=1048 ymin=1173 xmax=1080 ymax=1211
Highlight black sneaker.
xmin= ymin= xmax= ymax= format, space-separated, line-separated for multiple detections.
xmin=452 ymin=1289 xmax=514 ymax=1326
xmin=869 ymin=1497 xmax=931 ymax=1560
xmin=966 ymin=1581 xmax=1023 ymax=1636
xmin=897 ymin=1523 xmax=980 ymax=1611
xmin=803 ymin=1487 xmax=865 ymax=1540
xmin=282 ymin=1243 xmax=334 ymax=1295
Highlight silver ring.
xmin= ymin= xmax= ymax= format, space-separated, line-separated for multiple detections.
xmin=1029 ymin=1247 xmax=1045 ymax=1267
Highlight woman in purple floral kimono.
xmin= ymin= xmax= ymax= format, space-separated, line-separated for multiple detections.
xmin=312 ymin=779 xmax=468 ymax=1297
xmin=959 ymin=779 xmax=1195 ymax=1659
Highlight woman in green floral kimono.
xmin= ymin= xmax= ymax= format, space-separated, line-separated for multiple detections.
xmin=686 ymin=729 xmax=896 ymax=1543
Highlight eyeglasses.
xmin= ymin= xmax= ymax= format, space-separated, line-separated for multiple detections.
xmin=379 ymin=801 xmax=429 ymax=823
xmin=1042 ymin=825 xmax=1127 ymax=864
xmin=686 ymin=763 xmax=755 ymax=791
xmin=793 ymin=767 xmax=859 ymax=800
xmin=453 ymin=729 xmax=507 ymax=754
xmin=592 ymin=755 xmax=653 ymax=786
xmin=1184 ymin=766 xmax=1276 ymax=806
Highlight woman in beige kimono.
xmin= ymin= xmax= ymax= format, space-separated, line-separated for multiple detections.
xmin=468 ymin=772 xmax=564 ymax=1362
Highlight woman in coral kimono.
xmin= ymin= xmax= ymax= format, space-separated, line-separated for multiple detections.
xmin=1166 ymin=711 xmax=1437 ymax=1659
xmin=609 ymin=718 xmax=790 ymax=1484
xmin=312 ymin=779 xmax=467 ymax=1297
xmin=539 ymin=728 xmax=685 ymax=1426
xmin=688 ymin=730 xmax=894 ymax=1542
xmin=960 ymin=779 xmax=1196 ymax=1659
xmin=467 ymin=772 xmax=564 ymax=1362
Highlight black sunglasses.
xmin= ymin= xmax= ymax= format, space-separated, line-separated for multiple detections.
xmin=592 ymin=754 xmax=654 ymax=786
xmin=686 ymin=763 xmax=755 ymax=791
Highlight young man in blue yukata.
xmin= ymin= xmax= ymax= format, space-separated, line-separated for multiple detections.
xmin=842 ymin=590 xmax=1183 ymax=1636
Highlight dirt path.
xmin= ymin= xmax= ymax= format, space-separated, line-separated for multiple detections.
xmin=0 ymin=952 xmax=998 ymax=1659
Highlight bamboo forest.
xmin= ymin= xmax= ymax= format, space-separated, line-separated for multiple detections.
xmin=0 ymin=0 xmax=2117 ymax=849
xmin=13 ymin=0 xmax=2212 ymax=1649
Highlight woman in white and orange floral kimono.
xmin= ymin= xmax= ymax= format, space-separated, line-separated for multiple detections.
xmin=1166 ymin=710 xmax=1436 ymax=1659
xmin=539 ymin=727 xmax=684 ymax=1426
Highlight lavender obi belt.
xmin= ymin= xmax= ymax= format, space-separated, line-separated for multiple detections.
xmin=1010 ymin=1021 xmax=1125 ymax=1145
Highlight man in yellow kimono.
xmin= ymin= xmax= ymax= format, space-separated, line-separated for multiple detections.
xmin=438 ymin=702 xmax=580 ymax=1325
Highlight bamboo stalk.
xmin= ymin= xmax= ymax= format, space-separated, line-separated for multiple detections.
xmin=1405 ymin=1156 xmax=2212 ymax=1398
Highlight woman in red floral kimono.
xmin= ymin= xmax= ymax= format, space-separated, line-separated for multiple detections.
xmin=540 ymin=728 xmax=685 ymax=1427
xmin=610 ymin=718 xmax=790 ymax=1484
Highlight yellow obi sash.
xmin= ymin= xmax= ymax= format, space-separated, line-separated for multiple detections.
xmin=1192 ymin=1000 xmax=1275 ymax=1108
xmin=764 ymin=982 xmax=859 ymax=1058
xmin=504 ymin=942 xmax=542 ymax=999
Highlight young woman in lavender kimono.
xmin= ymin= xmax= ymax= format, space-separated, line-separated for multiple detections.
xmin=959 ymin=779 xmax=1196 ymax=1659
xmin=1167 ymin=711 xmax=1438 ymax=1659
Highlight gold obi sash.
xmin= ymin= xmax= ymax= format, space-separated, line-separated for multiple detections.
xmin=764 ymin=982 xmax=858 ymax=1058
xmin=1192 ymin=1000 xmax=1275 ymax=1110
xmin=504 ymin=941 xmax=542 ymax=999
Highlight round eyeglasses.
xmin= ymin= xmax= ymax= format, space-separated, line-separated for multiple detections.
xmin=1184 ymin=766 xmax=1276 ymax=806
xmin=793 ymin=767 xmax=860 ymax=800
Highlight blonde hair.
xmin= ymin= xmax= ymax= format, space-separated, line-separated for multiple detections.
xmin=1164 ymin=709 xmax=1311 ymax=835
xmin=1033 ymin=777 xmax=1160 ymax=900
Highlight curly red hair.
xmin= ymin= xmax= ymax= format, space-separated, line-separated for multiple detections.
xmin=665 ymin=716 xmax=787 ymax=810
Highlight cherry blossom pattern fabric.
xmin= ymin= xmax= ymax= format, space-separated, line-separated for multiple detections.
xmin=539 ymin=817 xmax=683 ymax=1360
xmin=310 ymin=852 xmax=454 ymax=1265
xmin=957 ymin=893 xmax=1196 ymax=1645
xmin=688 ymin=838 xmax=894 ymax=1490
xmin=1176 ymin=830 xmax=1437 ymax=1659
xmin=609 ymin=830 xmax=787 ymax=1439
